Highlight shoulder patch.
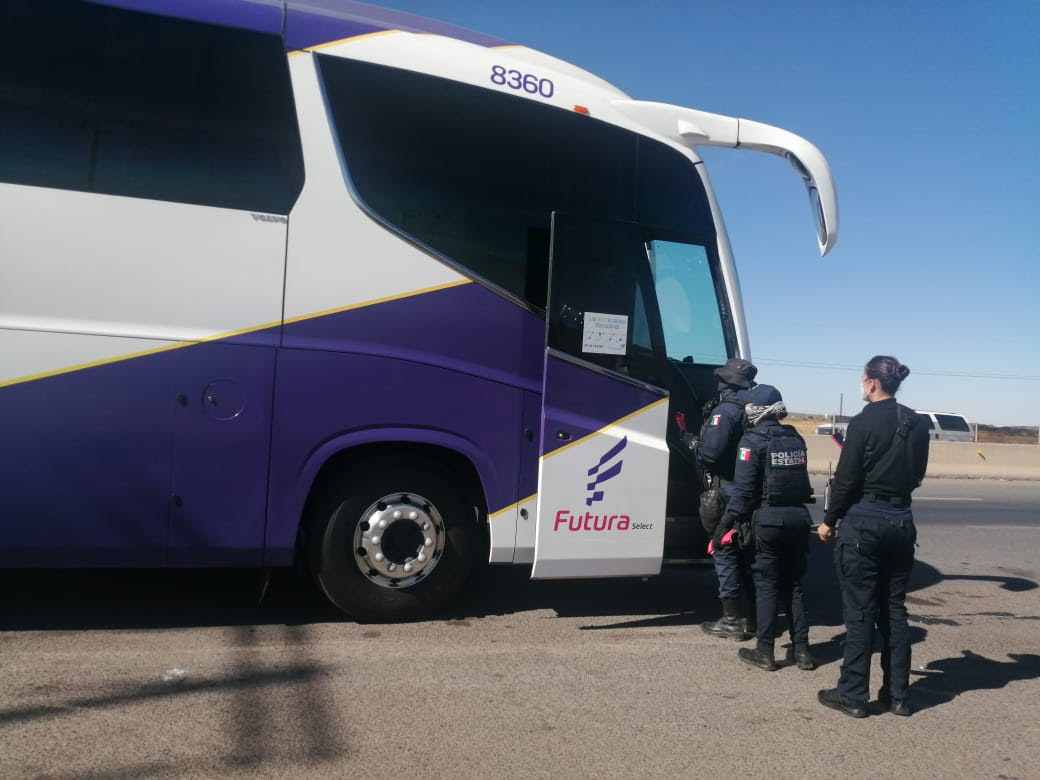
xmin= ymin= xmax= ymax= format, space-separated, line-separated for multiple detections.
xmin=738 ymin=447 xmax=752 ymax=462
xmin=710 ymin=414 xmax=722 ymax=426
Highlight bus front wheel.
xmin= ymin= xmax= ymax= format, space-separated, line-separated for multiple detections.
xmin=307 ymin=460 xmax=478 ymax=622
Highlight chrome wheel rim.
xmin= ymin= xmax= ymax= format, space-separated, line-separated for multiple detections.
xmin=352 ymin=492 xmax=445 ymax=588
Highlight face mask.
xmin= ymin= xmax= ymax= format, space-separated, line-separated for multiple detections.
xmin=860 ymin=380 xmax=871 ymax=402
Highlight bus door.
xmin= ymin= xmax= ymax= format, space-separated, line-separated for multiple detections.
xmin=532 ymin=214 xmax=670 ymax=578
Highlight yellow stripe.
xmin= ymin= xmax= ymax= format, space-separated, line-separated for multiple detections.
xmin=1 ymin=340 xmax=183 ymax=388
xmin=540 ymin=396 xmax=669 ymax=461
xmin=282 ymin=279 xmax=470 ymax=326
xmin=1 ymin=280 xmax=472 ymax=388
xmin=490 ymin=398 xmax=668 ymax=515
xmin=0 ymin=318 xmax=284 ymax=389
xmin=489 ymin=493 xmax=537 ymax=520
xmin=288 ymin=28 xmax=401 ymax=57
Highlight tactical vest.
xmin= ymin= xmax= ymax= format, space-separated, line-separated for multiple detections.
xmin=758 ymin=424 xmax=813 ymax=506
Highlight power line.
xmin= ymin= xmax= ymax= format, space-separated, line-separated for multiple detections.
xmin=752 ymin=358 xmax=1040 ymax=382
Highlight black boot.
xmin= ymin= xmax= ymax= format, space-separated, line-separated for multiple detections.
xmin=817 ymin=688 xmax=867 ymax=718
xmin=785 ymin=644 xmax=816 ymax=671
xmin=738 ymin=645 xmax=778 ymax=671
xmin=877 ymin=688 xmax=912 ymax=716
xmin=701 ymin=598 xmax=751 ymax=641
xmin=739 ymin=590 xmax=756 ymax=636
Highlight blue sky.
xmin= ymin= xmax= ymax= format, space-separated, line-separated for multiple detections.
xmin=367 ymin=0 xmax=1039 ymax=426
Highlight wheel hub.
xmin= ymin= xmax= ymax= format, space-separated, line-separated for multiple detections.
xmin=353 ymin=492 xmax=445 ymax=588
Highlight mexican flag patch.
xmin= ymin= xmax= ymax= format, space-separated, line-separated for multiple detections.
xmin=738 ymin=447 xmax=752 ymax=462
xmin=710 ymin=414 xmax=722 ymax=426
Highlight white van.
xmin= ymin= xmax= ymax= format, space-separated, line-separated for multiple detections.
xmin=815 ymin=422 xmax=849 ymax=437
xmin=918 ymin=411 xmax=973 ymax=442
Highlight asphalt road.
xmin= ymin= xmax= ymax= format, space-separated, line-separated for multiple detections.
xmin=1 ymin=478 xmax=1037 ymax=779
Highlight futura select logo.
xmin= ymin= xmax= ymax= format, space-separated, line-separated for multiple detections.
xmin=553 ymin=435 xmax=651 ymax=533
xmin=585 ymin=436 xmax=627 ymax=506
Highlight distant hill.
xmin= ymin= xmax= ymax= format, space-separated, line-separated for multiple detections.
xmin=786 ymin=414 xmax=1038 ymax=445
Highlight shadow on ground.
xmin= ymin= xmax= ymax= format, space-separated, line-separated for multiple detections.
xmin=903 ymin=650 xmax=1040 ymax=713
xmin=3 ymin=530 xmax=1034 ymax=634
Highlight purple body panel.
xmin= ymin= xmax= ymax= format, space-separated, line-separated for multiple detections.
xmin=264 ymin=348 xmax=526 ymax=563
xmin=89 ymin=0 xmax=510 ymax=49
xmin=0 ymin=340 xmax=281 ymax=566
xmin=167 ymin=343 xmax=277 ymax=566
xmin=0 ymin=285 xmax=551 ymax=567
xmin=285 ymin=1 xmax=508 ymax=50
xmin=540 ymin=356 xmax=667 ymax=457
xmin=264 ymin=283 xmax=543 ymax=563
xmin=0 ymin=348 xmax=176 ymax=566
xmin=284 ymin=283 xmax=542 ymax=393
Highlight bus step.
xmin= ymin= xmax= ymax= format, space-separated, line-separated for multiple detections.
xmin=662 ymin=557 xmax=713 ymax=566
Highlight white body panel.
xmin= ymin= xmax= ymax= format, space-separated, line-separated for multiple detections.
xmin=509 ymin=495 xmax=538 ymax=564
xmin=0 ymin=184 xmax=286 ymax=383
xmin=0 ymin=329 xmax=175 ymax=385
xmin=532 ymin=401 xmax=669 ymax=578
xmin=304 ymin=33 xmax=630 ymax=123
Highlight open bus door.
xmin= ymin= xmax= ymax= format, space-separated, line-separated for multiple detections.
xmin=532 ymin=214 xmax=671 ymax=578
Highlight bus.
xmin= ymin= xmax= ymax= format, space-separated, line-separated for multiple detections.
xmin=0 ymin=0 xmax=838 ymax=621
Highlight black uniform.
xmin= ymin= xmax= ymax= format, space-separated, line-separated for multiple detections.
xmin=696 ymin=390 xmax=745 ymax=484
xmin=720 ymin=418 xmax=814 ymax=656
xmin=696 ymin=390 xmax=747 ymax=599
xmin=823 ymin=398 xmax=930 ymax=705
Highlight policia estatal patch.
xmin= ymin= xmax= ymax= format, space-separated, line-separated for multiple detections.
xmin=770 ymin=449 xmax=807 ymax=467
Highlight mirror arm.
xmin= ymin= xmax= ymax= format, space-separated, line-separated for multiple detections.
xmin=611 ymin=100 xmax=839 ymax=256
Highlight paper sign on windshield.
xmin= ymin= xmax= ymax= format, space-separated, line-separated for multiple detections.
xmin=582 ymin=312 xmax=628 ymax=355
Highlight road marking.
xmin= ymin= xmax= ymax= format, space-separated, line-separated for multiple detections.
xmin=964 ymin=525 xmax=1039 ymax=530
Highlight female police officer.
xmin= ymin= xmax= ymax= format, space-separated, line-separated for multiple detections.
xmin=711 ymin=384 xmax=816 ymax=672
xmin=817 ymin=355 xmax=929 ymax=717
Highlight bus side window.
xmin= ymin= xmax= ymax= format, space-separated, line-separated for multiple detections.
xmin=0 ymin=0 xmax=303 ymax=214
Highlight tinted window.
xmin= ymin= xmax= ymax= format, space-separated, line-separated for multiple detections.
xmin=935 ymin=414 xmax=970 ymax=432
xmin=0 ymin=0 xmax=303 ymax=212
xmin=318 ymin=55 xmax=716 ymax=308
xmin=548 ymin=215 xmax=667 ymax=386
xmin=647 ymin=240 xmax=727 ymax=364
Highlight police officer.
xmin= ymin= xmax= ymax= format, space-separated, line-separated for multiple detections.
xmin=697 ymin=357 xmax=758 ymax=641
xmin=817 ymin=355 xmax=929 ymax=718
xmin=711 ymin=384 xmax=816 ymax=672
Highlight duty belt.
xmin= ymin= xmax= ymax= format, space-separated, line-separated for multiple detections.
xmin=864 ymin=493 xmax=910 ymax=506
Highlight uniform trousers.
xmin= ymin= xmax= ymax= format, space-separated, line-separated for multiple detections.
xmin=835 ymin=498 xmax=917 ymax=703
xmin=750 ymin=505 xmax=811 ymax=651
xmin=711 ymin=480 xmax=751 ymax=600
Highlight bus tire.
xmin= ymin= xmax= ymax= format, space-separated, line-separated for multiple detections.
xmin=307 ymin=459 xmax=477 ymax=622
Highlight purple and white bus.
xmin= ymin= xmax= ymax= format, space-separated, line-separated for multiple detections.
xmin=0 ymin=0 xmax=838 ymax=620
